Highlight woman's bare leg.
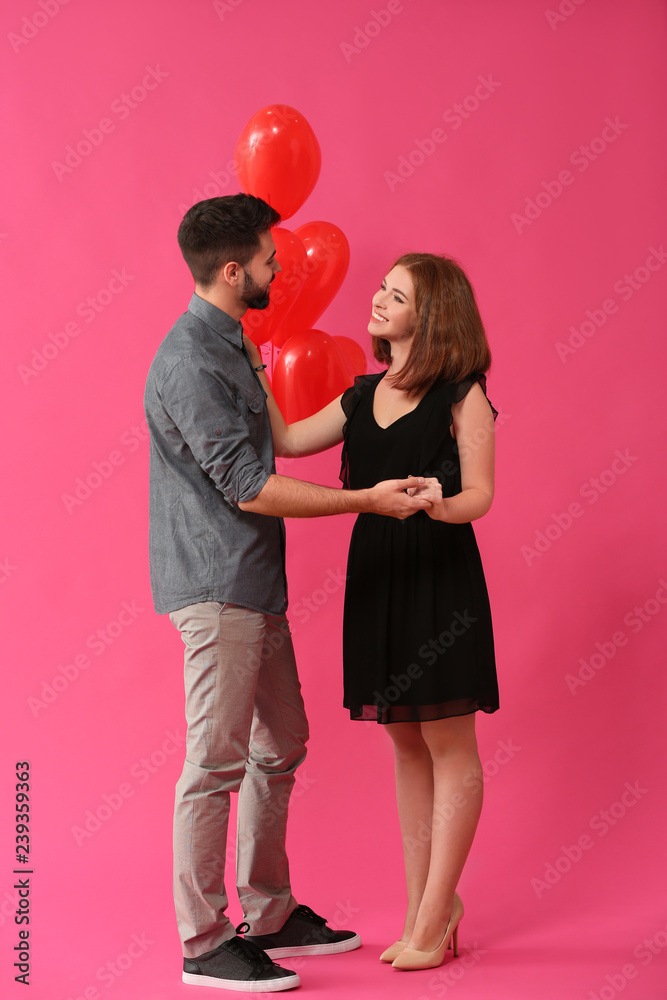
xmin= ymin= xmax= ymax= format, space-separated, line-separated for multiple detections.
xmin=404 ymin=712 xmax=483 ymax=952
xmin=385 ymin=721 xmax=435 ymax=943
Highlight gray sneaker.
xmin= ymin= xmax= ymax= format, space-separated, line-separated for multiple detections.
xmin=243 ymin=904 xmax=362 ymax=959
xmin=182 ymin=934 xmax=300 ymax=992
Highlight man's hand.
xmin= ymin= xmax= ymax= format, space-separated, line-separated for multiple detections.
xmin=366 ymin=476 xmax=432 ymax=519
xmin=239 ymin=474 xmax=432 ymax=519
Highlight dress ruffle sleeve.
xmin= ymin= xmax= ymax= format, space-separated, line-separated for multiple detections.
xmin=417 ymin=373 xmax=497 ymax=484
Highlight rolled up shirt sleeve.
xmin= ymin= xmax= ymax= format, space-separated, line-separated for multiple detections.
xmin=160 ymin=356 xmax=270 ymax=506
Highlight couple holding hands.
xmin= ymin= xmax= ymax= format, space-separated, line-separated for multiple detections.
xmin=144 ymin=193 xmax=499 ymax=992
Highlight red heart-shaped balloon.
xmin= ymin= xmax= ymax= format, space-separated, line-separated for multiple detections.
xmin=235 ymin=105 xmax=321 ymax=221
xmin=272 ymin=222 xmax=350 ymax=347
xmin=334 ymin=336 xmax=368 ymax=378
xmin=272 ymin=329 xmax=353 ymax=422
xmin=244 ymin=228 xmax=308 ymax=346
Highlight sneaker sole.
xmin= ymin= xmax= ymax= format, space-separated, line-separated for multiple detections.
xmin=182 ymin=971 xmax=301 ymax=991
xmin=262 ymin=934 xmax=362 ymax=959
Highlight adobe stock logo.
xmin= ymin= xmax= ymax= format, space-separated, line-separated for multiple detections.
xmin=511 ymin=117 xmax=628 ymax=234
xmin=530 ymin=780 xmax=648 ymax=900
xmin=555 ymin=246 xmax=667 ymax=362
xmin=340 ymin=1 xmax=409 ymax=62
xmin=51 ymin=66 xmax=169 ymax=181
xmin=17 ymin=267 xmax=135 ymax=385
xmin=0 ymin=559 xmax=18 ymax=585
xmin=521 ymin=449 xmax=638 ymax=566
xmin=60 ymin=418 xmax=149 ymax=514
xmin=565 ymin=579 xmax=667 ymax=694
xmin=70 ymin=730 xmax=186 ymax=846
xmin=384 ymin=75 xmax=501 ymax=191
xmin=61 ymin=931 xmax=155 ymax=998
xmin=27 ymin=600 xmax=146 ymax=717
xmin=545 ymin=0 xmax=587 ymax=31
xmin=213 ymin=0 xmax=246 ymax=18
xmin=8 ymin=0 xmax=71 ymax=54
xmin=289 ymin=568 xmax=348 ymax=629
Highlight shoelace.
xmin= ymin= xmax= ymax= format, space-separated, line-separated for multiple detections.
xmin=230 ymin=925 xmax=274 ymax=966
xmin=293 ymin=904 xmax=327 ymax=926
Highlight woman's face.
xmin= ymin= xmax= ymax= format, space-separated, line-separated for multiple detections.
xmin=368 ymin=265 xmax=417 ymax=345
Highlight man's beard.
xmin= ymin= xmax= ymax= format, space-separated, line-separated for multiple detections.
xmin=241 ymin=271 xmax=271 ymax=310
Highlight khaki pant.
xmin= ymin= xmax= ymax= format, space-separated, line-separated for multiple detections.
xmin=169 ymin=602 xmax=309 ymax=958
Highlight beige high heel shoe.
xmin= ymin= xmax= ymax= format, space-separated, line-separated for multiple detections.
xmin=392 ymin=893 xmax=464 ymax=971
xmin=379 ymin=940 xmax=408 ymax=963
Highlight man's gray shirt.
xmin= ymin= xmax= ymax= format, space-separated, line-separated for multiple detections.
xmin=144 ymin=293 xmax=287 ymax=615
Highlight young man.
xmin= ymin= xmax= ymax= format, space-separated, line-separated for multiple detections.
xmin=144 ymin=194 xmax=429 ymax=992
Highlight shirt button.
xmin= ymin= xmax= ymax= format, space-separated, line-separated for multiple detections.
xmin=215 ymin=429 xmax=222 ymax=436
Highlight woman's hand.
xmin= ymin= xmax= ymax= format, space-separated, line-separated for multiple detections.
xmin=407 ymin=476 xmax=444 ymax=519
xmin=243 ymin=334 xmax=263 ymax=369
xmin=240 ymin=335 xmax=347 ymax=458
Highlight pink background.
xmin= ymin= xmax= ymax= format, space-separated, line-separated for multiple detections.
xmin=2 ymin=0 xmax=667 ymax=997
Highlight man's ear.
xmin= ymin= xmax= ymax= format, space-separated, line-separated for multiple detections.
xmin=220 ymin=260 xmax=240 ymax=286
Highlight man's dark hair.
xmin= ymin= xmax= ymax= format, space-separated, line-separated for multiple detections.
xmin=177 ymin=194 xmax=281 ymax=288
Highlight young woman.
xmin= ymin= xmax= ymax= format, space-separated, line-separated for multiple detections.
xmin=247 ymin=252 xmax=499 ymax=972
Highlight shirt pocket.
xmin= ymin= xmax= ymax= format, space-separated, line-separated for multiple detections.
xmin=246 ymin=392 xmax=264 ymax=414
xmin=232 ymin=381 xmax=265 ymax=417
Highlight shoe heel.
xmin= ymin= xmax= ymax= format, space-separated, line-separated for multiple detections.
xmin=391 ymin=894 xmax=463 ymax=972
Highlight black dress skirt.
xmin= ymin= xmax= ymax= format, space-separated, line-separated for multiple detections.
xmin=340 ymin=371 xmax=500 ymax=724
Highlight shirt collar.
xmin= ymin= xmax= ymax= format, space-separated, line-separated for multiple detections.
xmin=188 ymin=293 xmax=244 ymax=348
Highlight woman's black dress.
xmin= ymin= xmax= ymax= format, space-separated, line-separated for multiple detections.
xmin=340 ymin=371 xmax=500 ymax=724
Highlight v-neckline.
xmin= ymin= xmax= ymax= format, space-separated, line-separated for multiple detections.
xmin=371 ymin=373 xmax=430 ymax=430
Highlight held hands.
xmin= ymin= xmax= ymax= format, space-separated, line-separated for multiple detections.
xmin=407 ymin=476 xmax=444 ymax=520
xmin=368 ymin=476 xmax=433 ymax=520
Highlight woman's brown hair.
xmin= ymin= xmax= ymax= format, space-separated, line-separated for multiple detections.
xmin=372 ymin=253 xmax=491 ymax=395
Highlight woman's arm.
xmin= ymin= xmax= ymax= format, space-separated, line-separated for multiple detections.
xmin=414 ymin=381 xmax=495 ymax=523
xmin=245 ymin=335 xmax=347 ymax=458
